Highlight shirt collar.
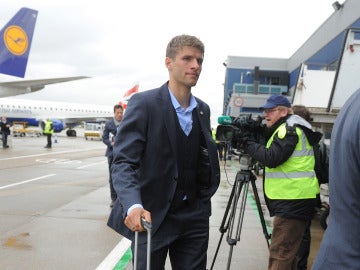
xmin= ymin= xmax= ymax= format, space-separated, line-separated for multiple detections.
xmin=168 ymin=88 xmax=197 ymax=112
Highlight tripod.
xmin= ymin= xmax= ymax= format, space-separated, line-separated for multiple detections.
xmin=210 ymin=154 xmax=271 ymax=270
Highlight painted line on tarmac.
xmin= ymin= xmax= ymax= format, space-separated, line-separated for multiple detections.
xmin=0 ymin=174 xmax=56 ymax=190
xmin=96 ymin=237 xmax=131 ymax=270
xmin=77 ymin=160 xmax=107 ymax=169
xmin=0 ymin=148 xmax=103 ymax=161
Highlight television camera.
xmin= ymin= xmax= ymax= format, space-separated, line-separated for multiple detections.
xmin=215 ymin=114 xmax=265 ymax=151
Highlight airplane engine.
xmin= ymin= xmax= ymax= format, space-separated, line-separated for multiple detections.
xmin=52 ymin=119 xmax=64 ymax=133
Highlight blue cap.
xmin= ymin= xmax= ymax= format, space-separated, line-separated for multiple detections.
xmin=262 ymin=95 xmax=291 ymax=109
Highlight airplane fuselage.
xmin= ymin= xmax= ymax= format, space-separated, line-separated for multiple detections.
xmin=0 ymin=98 xmax=113 ymax=135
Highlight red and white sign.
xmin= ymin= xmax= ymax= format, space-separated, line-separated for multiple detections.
xmin=233 ymin=96 xmax=244 ymax=107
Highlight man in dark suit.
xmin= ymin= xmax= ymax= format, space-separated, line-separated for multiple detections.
xmin=102 ymin=104 xmax=123 ymax=207
xmin=312 ymin=88 xmax=360 ymax=270
xmin=0 ymin=116 xmax=11 ymax=149
xmin=107 ymin=34 xmax=220 ymax=269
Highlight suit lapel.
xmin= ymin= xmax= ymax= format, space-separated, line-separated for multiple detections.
xmin=195 ymin=102 xmax=209 ymax=140
xmin=158 ymin=84 xmax=178 ymax=158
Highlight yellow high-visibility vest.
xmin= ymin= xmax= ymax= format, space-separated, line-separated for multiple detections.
xmin=44 ymin=120 xmax=54 ymax=135
xmin=264 ymin=124 xmax=319 ymax=199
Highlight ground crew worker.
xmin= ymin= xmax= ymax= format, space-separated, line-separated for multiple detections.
xmin=43 ymin=118 xmax=54 ymax=148
xmin=239 ymin=95 xmax=321 ymax=270
xmin=212 ymin=126 xmax=225 ymax=161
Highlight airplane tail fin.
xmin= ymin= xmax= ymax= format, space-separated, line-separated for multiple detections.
xmin=0 ymin=7 xmax=38 ymax=78
xmin=119 ymin=83 xmax=139 ymax=109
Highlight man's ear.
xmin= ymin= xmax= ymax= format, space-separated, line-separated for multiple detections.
xmin=280 ymin=109 xmax=288 ymax=117
xmin=165 ymin=57 xmax=172 ymax=69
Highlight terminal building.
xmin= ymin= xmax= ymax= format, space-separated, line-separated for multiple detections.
xmin=222 ymin=0 xmax=360 ymax=135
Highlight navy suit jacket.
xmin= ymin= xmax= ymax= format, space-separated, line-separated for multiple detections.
xmin=312 ymin=88 xmax=360 ymax=270
xmin=107 ymin=82 xmax=220 ymax=241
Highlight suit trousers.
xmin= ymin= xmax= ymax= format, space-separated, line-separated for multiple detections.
xmin=131 ymin=199 xmax=210 ymax=270
xmin=2 ymin=132 xmax=8 ymax=148
xmin=268 ymin=216 xmax=308 ymax=270
xmin=107 ymin=156 xmax=117 ymax=201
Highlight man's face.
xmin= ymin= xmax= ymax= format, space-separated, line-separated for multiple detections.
xmin=114 ymin=108 xmax=123 ymax=122
xmin=165 ymin=46 xmax=203 ymax=88
xmin=263 ymin=107 xmax=288 ymax=127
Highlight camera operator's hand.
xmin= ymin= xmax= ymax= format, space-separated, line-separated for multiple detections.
xmin=237 ymin=131 xmax=252 ymax=145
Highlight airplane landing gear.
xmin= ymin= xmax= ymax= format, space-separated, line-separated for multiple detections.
xmin=66 ymin=129 xmax=77 ymax=137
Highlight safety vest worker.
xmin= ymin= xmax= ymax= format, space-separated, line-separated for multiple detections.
xmin=43 ymin=119 xmax=54 ymax=135
xmin=265 ymin=123 xmax=319 ymax=199
xmin=211 ymin=128 xmax=217 ymax=142
xmin=238 ymin=94 xmax=322 ymax=269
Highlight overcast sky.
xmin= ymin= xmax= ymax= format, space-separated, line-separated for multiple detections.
xmin=0 ymin=0 xmax=339 ymax=126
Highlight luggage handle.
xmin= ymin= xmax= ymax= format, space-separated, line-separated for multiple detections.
xmin=134 ymin=218 xmax=152 ymax=270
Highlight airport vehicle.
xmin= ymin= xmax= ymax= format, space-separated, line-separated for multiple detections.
xmin=0 ymin=83 xmax=139 ymax=136
xmin=12 ymin=121 xmax=42 ymax=137
xmin=0 ymin=7 xmax=88 ymax=98
xmin=84 ymin=122 xmax=105 ymax=140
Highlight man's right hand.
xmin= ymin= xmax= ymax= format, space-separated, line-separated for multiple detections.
xmin=124 ymin=207 xmax=151 ymax=232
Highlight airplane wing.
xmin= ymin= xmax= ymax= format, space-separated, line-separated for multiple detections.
xmin=0 ymin=76 xmax=90 ymax=97
xmin=0 ymin=76 xmax=90 ymax=91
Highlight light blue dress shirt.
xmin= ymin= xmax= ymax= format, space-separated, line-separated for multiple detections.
xmin=168 ymin=88 xmax=198 ymax=136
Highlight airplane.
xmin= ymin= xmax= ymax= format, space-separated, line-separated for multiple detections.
xmin=0 ymin=83 xmax=140 ymax=137
xmin=0 ymin=7 xmax=88 ymax=97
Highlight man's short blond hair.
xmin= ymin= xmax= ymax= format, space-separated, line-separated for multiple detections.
xmin=166 ymin=34 xmax=204 ymax=59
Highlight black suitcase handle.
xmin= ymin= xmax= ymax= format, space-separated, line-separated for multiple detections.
xmin=134 ymin=218 xmax=152 ymax=270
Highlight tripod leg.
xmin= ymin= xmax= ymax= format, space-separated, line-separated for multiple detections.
xmin=210 ymin=177 xmax=239 ymax=270
xmin=210 ymin=172 xmax=247 ymax=270
xmin=250 ymin=176 xmax=271 ymax=248
xmin=227 ymin=179 xmax=248 ymax=245
xmin=226 ymin=175 xmax=249 ymax=270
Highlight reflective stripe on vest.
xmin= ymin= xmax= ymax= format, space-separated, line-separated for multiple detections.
xmin=265 ymin=124 xmax=319 ymax=199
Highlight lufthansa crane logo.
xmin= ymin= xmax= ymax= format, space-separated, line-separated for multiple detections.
xmin=3 ymin=25 xmax=28 ymax=56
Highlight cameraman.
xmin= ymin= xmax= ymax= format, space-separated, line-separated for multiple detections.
xmin=239 ymin=95 xmax=321 ymax=270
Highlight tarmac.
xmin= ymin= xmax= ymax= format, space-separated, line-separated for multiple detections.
xmin=0 ymin=132 xmax=326 ymax=269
